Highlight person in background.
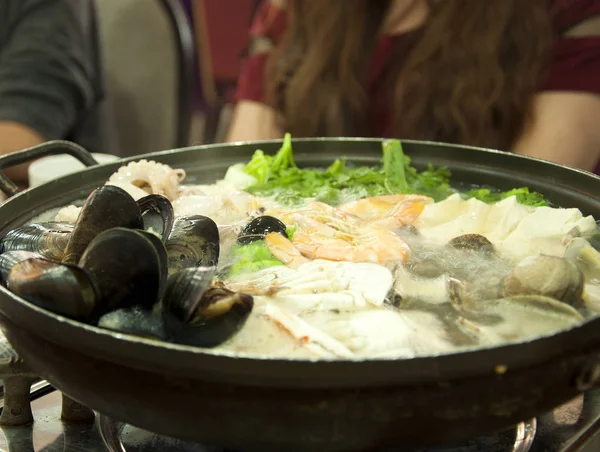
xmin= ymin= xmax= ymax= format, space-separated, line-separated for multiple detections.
xmin=227 ymin=0 xmax=600 ymax=173
xmin=0 ymin=0 xmax=106 ymax=184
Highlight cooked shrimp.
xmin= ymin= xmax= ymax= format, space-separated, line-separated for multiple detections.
xmin=106 ymin=159 xmax=186 ymax=201
xmin=265 ymin=232 xmax=309 ymax=268
xmin=268 ymin=205 xmax=412 ymax=265
xmin=292 ymin=220 xmax=411 ymax=264
xmin=339 ymin=194 xmax=432 ymax=229
xmin=272 ymin=201 xmax=359 ymax=229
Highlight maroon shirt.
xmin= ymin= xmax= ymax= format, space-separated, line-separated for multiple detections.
xmin=234 ymin=1 xmax=600 ymax=168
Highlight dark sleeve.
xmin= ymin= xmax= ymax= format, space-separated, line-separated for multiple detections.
xmin=541 ymin=0 xmax=600 ymax=94
xmin=233 ymin=0 xmax=287 ymax=104
xmin=0 ymin=0 xmax=99 ymax=140
xmin=542 ymin=37 xmax=600 ymax=93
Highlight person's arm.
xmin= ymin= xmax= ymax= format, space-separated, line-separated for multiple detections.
xmin=513 ymin=12 xmax=600 ymax=171
xmin=225 ymin=0 xmax=285 ymax=142
xmin=512 ymin=92 xmax=600 ymax=171
xmin=0 ymin=123 xmax=46 ymax=183
xmin=0 ymin=0 xmax=96 ymax=183
xmin=226 ymin=101 xmax=282 ymax=142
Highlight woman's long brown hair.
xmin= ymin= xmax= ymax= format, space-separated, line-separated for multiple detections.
xmin=265 ymin=0 xmax=555 ymax=150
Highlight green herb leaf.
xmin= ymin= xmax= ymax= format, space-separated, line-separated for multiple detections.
xmin=382 ymin=139 xmax=408 ymax=193
xmin=240 ymin=135 xmax=548 ymax=207
xmin=465 ymin=187 xmax=548 ymax=206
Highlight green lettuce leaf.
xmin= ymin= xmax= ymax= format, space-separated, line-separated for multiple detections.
xmin=228 ymin=240 xmax=284 ymax=277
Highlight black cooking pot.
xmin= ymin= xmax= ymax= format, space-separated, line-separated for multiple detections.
xmin=0 ymin=138 xmax=599 ymax=452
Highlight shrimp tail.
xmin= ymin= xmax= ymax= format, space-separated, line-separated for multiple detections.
xmin=265 ymin=232 xmax=309 ymax=268
xmin=393 ymin=201 xmax=426 ymax=225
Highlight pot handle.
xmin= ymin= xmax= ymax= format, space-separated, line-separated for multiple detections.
xmin=0 ymin=140 xmax=99 ymax=198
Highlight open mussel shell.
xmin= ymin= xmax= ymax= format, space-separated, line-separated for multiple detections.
xmin=98 ymin=306 xmax=167 ymax=341
xmin=162 ymin=266 xmax=253 ymax=347
xmin=0 ymin=222 xmax=73 ymax=261
xmin=137 ymin=230 xmax=169 ymax=301
xmin=163 ymin=273 xmax=254 ymax=348
xmin=79 ymin=227 xmax=166 ymax=314
xmin=162 ymin=266 xmax=217 ymax=324
xmin=137 ymin=194 xmax=174 ymax=241
xmin=237 ymin=215 xmax=287 ymax=245
xmin=7 ymin=257 xmax=99 ymax=320
xmin=62 ymin=185 xmax=144 ymax=265
xmin=0 ymin=250 xmax=39 ymax=286
xmin=165 ymin=215 xmax=219 ymax=275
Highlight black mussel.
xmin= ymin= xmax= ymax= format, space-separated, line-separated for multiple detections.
xmin=7 ymin=257 xmax=98 ymax=320
xmin=238 ymin=215 xmax=287 ymax=245
xmin=98 ymin=306 xmax=167 ymax=340
xmin=172 ymin=288 xmax=254 ymax=348
xmin=448 ymin=234 xmax=495 ymax=255
xmin=162 ymin=268 xmax=253 ymax=347
xmin=137 ymin=230 xmax=169 ymax=300
xmin=62 ymin=185 xmax=144 ymax=265
xmin=0 ymin=250 xmax=39 ymax=285
xmin=79 ymin=228 xmax=165 ymax=313
xmin=0 ymin=222 xmax=73 ymax=261
xmin=137 ymin=194 xmax=174 ymax=241
xmin=165 ymin=215 xmax=219 ymax=275
xmin=162 ymin=266 xmax=217 ymax=323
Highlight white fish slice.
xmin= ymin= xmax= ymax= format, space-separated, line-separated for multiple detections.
xmin=260 ymin=303 xmax=354 ymax=358
xmin=302 ymin=308 xmax=454 ymax=358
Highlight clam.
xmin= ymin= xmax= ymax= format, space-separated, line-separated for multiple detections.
xmin=454 ymin=295 xmax=583 ymax=346
xmin=447 ymin=234 xmax=495 ymax=255
xmin=7 ymin=257 xmax=98 ymax=320
xmin=165 ymin=215 xmax=220 ymax=275
xmin=583 ymin=283 xmax=600 ymax=313
xmin=79 ymin=228 xmax=166 ymax=313
xmin=502 ymin=254 xmax=584 ymax=306
xmin=62 ymin=185 xmax=143 ymax=265
xmin=0 ymin=250 xmax=38 ymax=286
xmin=564 ymin=237 xmax=600 ymax=280
xmin=162 ymin=267 xmax=253 ymax=347
xmin=0 ymin=222 xmax=73 ymax=261
xmin=448 ymin=277 xmax=474 ymax=312
xmin=98 ymin=306 xmax=167 ymax=340
xmin=137 ymin=194 xmax=174 ymax=241
xmin=237 ymin=215 xmax=287 ymax=245
xmin=564 ymin=224 xmax=600 ymax=250
xmin=564 ymin=237 xmax=600 ymax=311
xmin=562 ymin=226 xmax=582 ymax=246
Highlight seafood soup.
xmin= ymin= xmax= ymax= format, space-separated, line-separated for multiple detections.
xmin=2 ymin=136 xmax=598 ymax=360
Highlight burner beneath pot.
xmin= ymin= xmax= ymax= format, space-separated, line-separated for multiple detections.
xmin=1 ymin=384 xmax=600 ymax=452
xmin=98 ymin=414 xmax=535 ymax=452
